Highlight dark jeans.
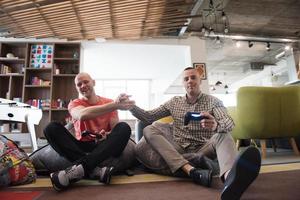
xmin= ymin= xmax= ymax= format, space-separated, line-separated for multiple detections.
xmin=44 ymin=121 xmax=131 ymax=172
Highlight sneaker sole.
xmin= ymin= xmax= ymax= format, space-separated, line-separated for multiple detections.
xmin=221 ymin=146 xmax=261 ymax=200
xmin=100 ymin=167 xmax=114 ymax=184
xmin=206 ymin=169 xmax=213 ymax=187
xmin=50 ymin=173 xmax=65 ymax=192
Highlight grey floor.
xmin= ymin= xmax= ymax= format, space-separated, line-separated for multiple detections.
xmin=257 ymin=148 xmax=300 ymax=165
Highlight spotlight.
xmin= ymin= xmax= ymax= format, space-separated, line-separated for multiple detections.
xmin=248 ymin=41 xmax=253 ymax=48
xmin=209 ymin=27 xmax=215 ymax=36
xmin=215 ymin=81 xmax=223 ymax=86
xmin=266 ymin=42 xmax=271 ymax=51
xmin=221 ymin=11 xmax=227 ymax=21
xmin=285 ymin=44 xmax=291 ymax=50
xmin=201 ymin=25 xmax=206 ymax=33
xmin=235 ymin=41 xmax=241 ymax=48
xmin=275 ymin=51 xmax=285 ymax=59
xmin=215 ymin=36 xmax=221 ymax=44
xmin=224 ymin=25 xmax=229 ymax=34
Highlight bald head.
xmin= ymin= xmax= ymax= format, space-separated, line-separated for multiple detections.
xmin=75 ymin=72 xmax=93 ymax=83
xmin=74 ymin=72 xmax=95 ymax=98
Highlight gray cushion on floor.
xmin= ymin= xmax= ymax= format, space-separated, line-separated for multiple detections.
xmin=135 ymin=122 xmax=219 ymax=177
xmin=29 ymin=138 xmax=137 ymax=174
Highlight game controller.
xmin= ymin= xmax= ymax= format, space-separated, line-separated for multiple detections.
xmin=81 ymin=130 xmax=103 ymax=140
xmin=184 ymin=112 xmax=208 ymax=126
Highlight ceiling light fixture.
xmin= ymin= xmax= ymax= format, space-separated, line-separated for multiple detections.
xmin=275 ymin=51 xmax=285 ymax=59
xmin=224 ymin=25 xmax=229 ymax=34
xmin=95 ymin=37 xmax=106 ymax=43
xmin=215 ymin=36 xmax=221 ymax=44
xmin=248 ymin=41 xmax=254 ymax=48
xmin=200 ymin=0 xmax=229 ymax=37
xmin=215 ymin=81 xmax=223 ymax=86
xmin=285 ymin=44 xmax=291 ymax=50
xmin=221 ymin=11 xmax=227 ymax=21
xmin=266 ymin=42 xmax=271 ymax=51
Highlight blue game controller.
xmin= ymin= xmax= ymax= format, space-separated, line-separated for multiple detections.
xmin=184 ymin=112 xmax=208 ymax=126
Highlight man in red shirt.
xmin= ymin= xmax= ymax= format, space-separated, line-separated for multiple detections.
xmin=44 ymin=72 xmax=135 ymax=191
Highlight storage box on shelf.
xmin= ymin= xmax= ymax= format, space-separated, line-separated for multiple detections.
xmin=0 ymin=42 xmax=80 ymax=149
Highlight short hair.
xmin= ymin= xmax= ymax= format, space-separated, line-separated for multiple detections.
xmin=183 ymin=66 xmax=204 ymax=77
xmin=183 ymin=67 xmax=194 ymax=71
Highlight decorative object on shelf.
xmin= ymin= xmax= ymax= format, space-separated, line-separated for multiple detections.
xmin=26 ymin=99 xmax=51 ymax=109
xmin=193 ymin=63 xmax=207 ymax=80
xmin=30 ymin=76 xmax=51 ymax=86
xmin=51 ymin=99 xmax=69 ymax=109
xmin=0 ymin=64 xmax=12 ymax=74
xmin=30 ymin=44 xmax=53 ymax=68
xmin=73 ymin=51 xmax=79 ymax=59
xmin=6 ymin=53 xmax=15 ymax=58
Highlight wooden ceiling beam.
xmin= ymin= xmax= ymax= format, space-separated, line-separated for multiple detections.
xmin=69 ymin=0 xmax=85 ymax=38
xmin=0 ymin=7 xmax=28 ymax=38
xmin=31 ymin=0 xmax=58 ymax=37
xmin=108 ymin=0 xmax=116 ymax=38
xmin=0 ymin=0 xmax=69 ymax=16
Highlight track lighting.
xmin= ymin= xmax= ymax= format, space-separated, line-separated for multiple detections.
xmin=266 ymin=42 xmax=271 ymax=51
xmin=201 ymin=25 xmax=206 ymax=33
xmin=215 ymin=36 xmax=221 ymax=44
xmin=285 ymin=44 xmax=291 ymax=50
xmin=215 ymin=81 xmax=223 ymax=86
xmin=221 ymin=11 xmax=227 ymax=21
xmin=224 ymin=25 xmax=229 ymax=34
xmin=248 ymin=41 xmax=253 ymax=48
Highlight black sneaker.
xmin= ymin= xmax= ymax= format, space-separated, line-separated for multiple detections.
xmin=221 ymin=146 xmax=261 ymax=200
xmin=50 ymin=164 xmax=85 ymax=191
xmin=189 ymin=168 xmax=212 ymax=187
xmin=89 ymin=166 xmax=114 ymax=184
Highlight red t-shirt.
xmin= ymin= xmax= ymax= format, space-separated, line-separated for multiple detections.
xmin=68 ymin=96 xmax=118 ymax=141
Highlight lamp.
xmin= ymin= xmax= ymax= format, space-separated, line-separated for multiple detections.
xmin=215 ymin=81 xmax=223 ymax=86
xmin=201 ymin=0 xmax=229 ymax=37
xmin=285 ymin=44 xmax=291 ymax=50
xmin=215 ymin=36 xmax=221 ymax=44
xmin=248 ymin=41 xmax=254 ymax=48
xmin=221 ymin=11 xmax=227 ymax=21
xmin=266 ymin=42 xmax=271 ymax=51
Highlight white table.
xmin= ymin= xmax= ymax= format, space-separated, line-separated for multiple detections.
xmin=0 ymin=98 xmax=42 ymax=151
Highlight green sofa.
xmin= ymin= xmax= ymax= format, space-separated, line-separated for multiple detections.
xmin=228 ymin=86 xmax=300 ymax=158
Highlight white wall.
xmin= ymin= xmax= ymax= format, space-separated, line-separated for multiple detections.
xmin=81 ymin=37 xmax=207 ymax=106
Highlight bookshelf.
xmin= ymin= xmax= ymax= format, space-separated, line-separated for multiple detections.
xmin=0 ymin=42 xmax=80 ymax=142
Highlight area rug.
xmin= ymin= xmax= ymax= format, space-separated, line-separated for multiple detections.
xmin=3 ymin=167 xmax=300 ymax=200
xmin=0 ymin=191 xmax=42 ymax=200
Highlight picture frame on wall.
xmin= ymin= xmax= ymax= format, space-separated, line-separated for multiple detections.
xmin=193 ymin=63 xmax=207 ymax=80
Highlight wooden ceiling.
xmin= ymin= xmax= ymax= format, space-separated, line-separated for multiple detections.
xmin=0 ymin=0 xmax=198 ymax=40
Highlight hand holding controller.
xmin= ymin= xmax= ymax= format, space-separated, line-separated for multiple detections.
xmin=184 ymin=112 xmax=208 ymax=126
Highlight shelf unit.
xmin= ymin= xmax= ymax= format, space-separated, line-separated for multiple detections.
xmin=0 ymin=42 xmax=80 ymax=140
